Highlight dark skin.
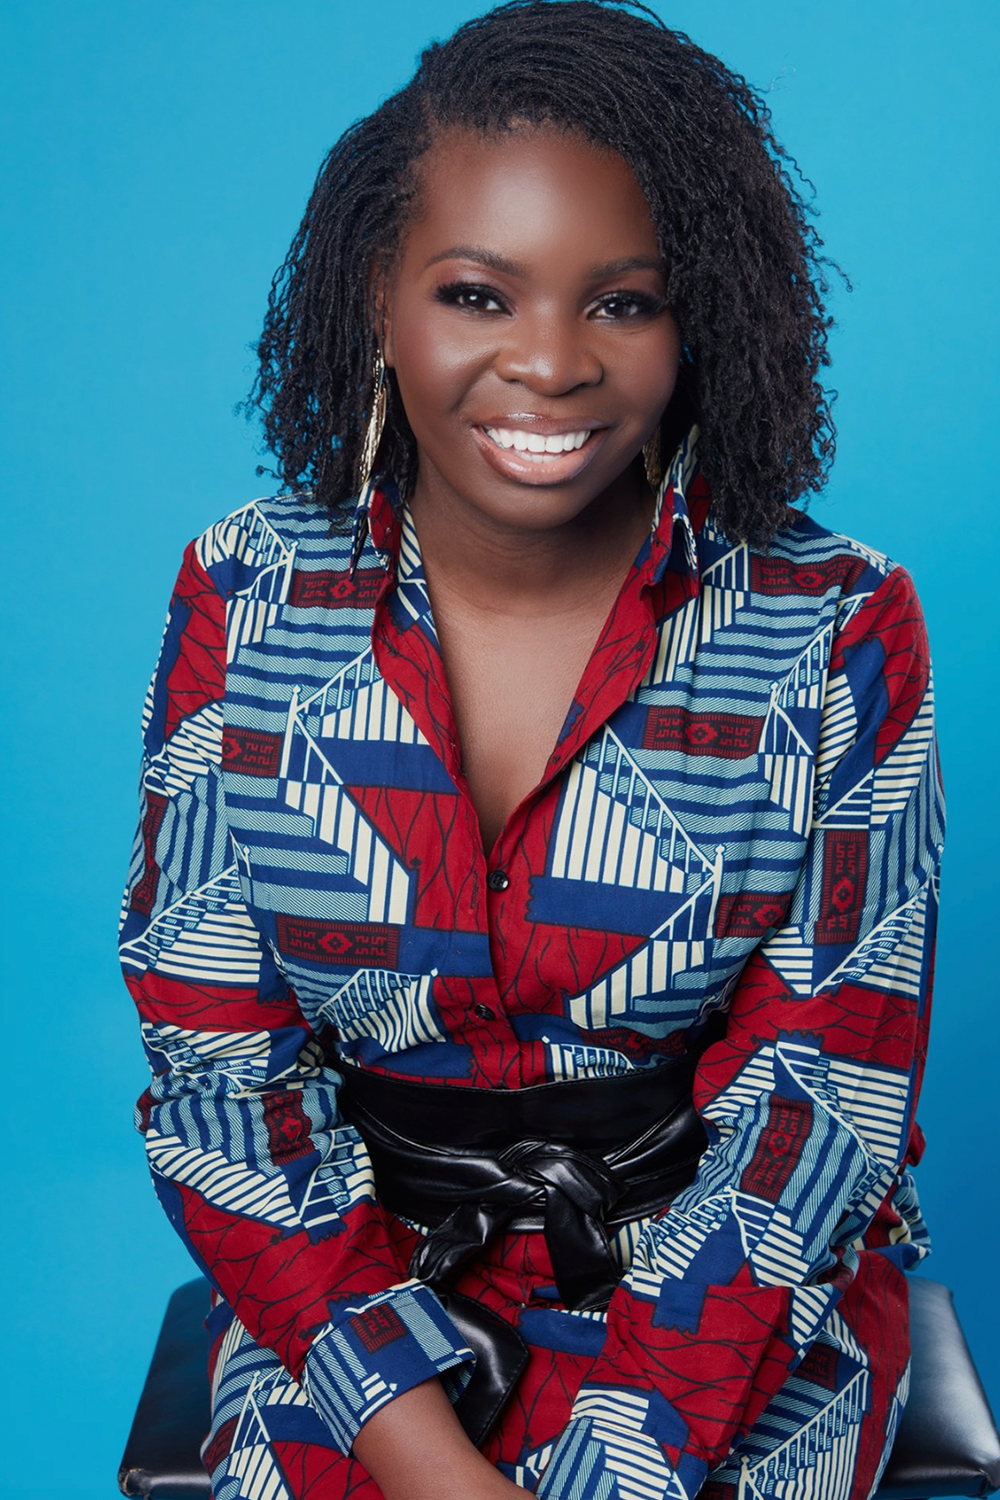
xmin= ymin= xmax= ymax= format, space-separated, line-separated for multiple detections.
xmin=352 ymin=124 xmax=681 ymax=1500
xmin=382 ymin=122 xmax=682 ymax=853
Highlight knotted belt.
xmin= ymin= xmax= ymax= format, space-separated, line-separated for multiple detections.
xmin=339 ymin=1032 xmax=719 ymax=1444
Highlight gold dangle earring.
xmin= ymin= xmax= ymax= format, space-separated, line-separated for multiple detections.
xmin=356 ymin=348 xmax=388 ymax=498
xmin=642 ymin=428 xmax=663 ymax=494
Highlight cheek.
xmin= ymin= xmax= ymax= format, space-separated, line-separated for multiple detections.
xmin=390 ymin=312 xmax=487 ymax=426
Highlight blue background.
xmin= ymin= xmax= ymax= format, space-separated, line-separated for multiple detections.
xmin=2 ymin=3 xmax=997 ymax=1497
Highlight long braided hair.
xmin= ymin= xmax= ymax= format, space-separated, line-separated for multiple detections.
xmin=247 ymin=0 xmax=838 ymax=543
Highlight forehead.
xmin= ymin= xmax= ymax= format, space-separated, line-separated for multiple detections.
xmin=400 ymin=124 xmax=659 ymax=268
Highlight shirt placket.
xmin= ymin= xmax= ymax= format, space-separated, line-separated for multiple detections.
xmin=364 ymin=457 xmax=704 ymax=1087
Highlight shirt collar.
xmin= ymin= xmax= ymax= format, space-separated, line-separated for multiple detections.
xmin=350 ymin=422 xmax=707 ymax=583
xmin=647 ymin=424 xmax=705 ymax=586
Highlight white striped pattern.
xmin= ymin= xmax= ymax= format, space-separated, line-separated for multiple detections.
xmin=141 ymin=1020 xmax=281 ymax=1090
xmin=298 ymin=1136 xmax=377 ymax=1225
xmin=817 ymin=884 xmax=928 ymax=1001
xmin=789 ymin=1285 xmax=838 ymax=1352
xmin=514 ymin=1440 xmax=557 ymax=1490
xmin=569 ymin=1386 xmax=695 ymax=1500
xmin=297 ymin=652 xmax=425 ymax=746
xmin=119 ymin=866 xmax=263 ymax=984
xmin=775 ymin=623 xmax=834 ymax=712
xmin=223 ymin=1395 xmax=292 ymax=1500
xmin=738 ymin=1368 xmax=868 ymax=1500
xmin=697 ymin=542 xmax=751 ymax=646
xmin=832 ymin=590 xmax=874 ymax=632
xmin=197 ymin=501 xmax=297 ymax=661
xmin=567 ymin=904 xmax=717 ymax=1028
xmin=395 ymin=508 xmax=436 ymax=632
xmin=733 ymin=1195 xmax=810 ymax=1284
xmin=644 ymin=594 xmax=699 ymax=682
xmin=147 ymin=1129 xmax=302 ymax=1227
xmin=871 ymin=687 xmax=935 ymax=822
xmin=628 ymin=1192 xmax=731 ymax=1294
xmin=140 ymin=625 xmax=168 ymax=737
xmin=145 ymin=701 xmax=223 ymax=797
xmin=761 ymin=691 xmax=815 ymax=834
xmin=710 ymin=1035 xmax=908 ymax=1166
xmin=320 ymin=969 xmax=445 ymax=1053
xmin=542 ymin=1040 xmax=635 ymax=1079
xmin=761 ymin=926 xmax=814 ymax=995
xmin=831 ymin=533 xmax=892 ymax=573
xmin=816 ymin=773 xmax=873 ymax=830
xmin=703 ymin=1044 xmax=778 ymax=1121
xmin=553 ymin=730 xmax=718 ymax=890
xmin=147 ymin=1125 xmax=375 ymax=1231
xmin=809 ymin=1055 xmax=908 ymax=1165
xmin=281 ymin=695 xmax=410 ymax=924
xmin=197 ymin=499 xmax=291 ymax=573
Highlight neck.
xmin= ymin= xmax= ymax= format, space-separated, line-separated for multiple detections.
xmin=407 ymin=463 xmax=655 ymax=618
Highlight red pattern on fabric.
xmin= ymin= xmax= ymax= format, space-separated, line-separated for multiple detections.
xmin=830 ymin=566 xmax=931 ymax=763
xmin=164 ymin=542 xmax=226 ymax=739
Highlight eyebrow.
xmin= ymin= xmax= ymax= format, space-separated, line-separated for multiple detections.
xmin=423 ymin=246 xmax=665 ymax=279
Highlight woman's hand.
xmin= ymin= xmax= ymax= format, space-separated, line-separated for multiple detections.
xmin=351 ymin=1377 xmax=527 ymax=1500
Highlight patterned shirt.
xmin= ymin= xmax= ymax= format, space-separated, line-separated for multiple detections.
xmin=120 ymin=430 xmax=943 ymax=1500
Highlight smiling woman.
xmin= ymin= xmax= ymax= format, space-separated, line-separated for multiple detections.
xmin=118 ymin=5 xmax=943 ymax=1500
xmin=382 ymin=125 xmax=683 ymax=848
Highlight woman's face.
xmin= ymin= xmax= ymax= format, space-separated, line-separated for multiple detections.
xmin=381 ymin=124 xmax=682 ymax=535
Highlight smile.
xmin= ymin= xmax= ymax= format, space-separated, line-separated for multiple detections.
xmin=473 ymin=421 xmax=608 ymax=486
xmin=483 ymin=427 xmax=593 ymax=458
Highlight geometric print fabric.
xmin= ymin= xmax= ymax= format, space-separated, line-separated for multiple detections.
xmin=120 ymin=427 xmax=943 ymax=1499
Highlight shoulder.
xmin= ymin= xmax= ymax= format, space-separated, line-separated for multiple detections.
xmin=748 ymin=509 xmax=905 ymax=599
xmin=181 ymin=491 xmax=354 ymax=601
xmin=700 ymin=506 xmax=925 ymax=622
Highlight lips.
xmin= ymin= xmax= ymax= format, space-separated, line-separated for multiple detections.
xmin=473 ymin=416 xmax=609 ymax=485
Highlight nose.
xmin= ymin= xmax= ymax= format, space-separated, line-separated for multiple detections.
xmin=493 ymin=308 xmax=603 ymax=395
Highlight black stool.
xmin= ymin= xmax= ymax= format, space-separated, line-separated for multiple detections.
xmin=119 ymin=1276 xmax=1000 ymax=1499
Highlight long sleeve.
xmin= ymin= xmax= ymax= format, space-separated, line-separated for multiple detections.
xmin=537 ymin=563 xmax=943 ymax=1500
xmin=118 ymin=539 xmax=473 ymax=1454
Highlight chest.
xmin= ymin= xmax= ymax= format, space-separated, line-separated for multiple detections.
xmin=433 ymin=599 xmax=613 ymax=852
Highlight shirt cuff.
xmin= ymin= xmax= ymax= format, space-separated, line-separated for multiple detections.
xmin=301 ymin=1279 xmax=475 ymax=1454
xmin=536 ymin=1397 xmax=709 ymax=1500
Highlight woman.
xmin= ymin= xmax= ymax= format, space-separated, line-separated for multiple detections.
xmin=119 ymin=4 xmax=943 ymax=1498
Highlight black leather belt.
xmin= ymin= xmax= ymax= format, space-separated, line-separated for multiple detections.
xmin=339 ymin=1039 xmax=717 ymax=1443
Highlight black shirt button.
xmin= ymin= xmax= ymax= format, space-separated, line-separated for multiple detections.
xmin=473 ymin=1003 xmax=496 ymax=1021
xmin=487 ymin=870 xmax=510 ymax=892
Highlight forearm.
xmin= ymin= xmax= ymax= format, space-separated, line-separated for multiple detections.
xmin=352 ymin=1377 xmax=524 ymax=1500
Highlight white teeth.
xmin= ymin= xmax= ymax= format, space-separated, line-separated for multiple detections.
xmin=484 ymin=427 xmax=592 ymax=457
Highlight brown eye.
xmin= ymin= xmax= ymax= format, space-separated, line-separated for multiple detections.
xmin=592 ymin=292 xmax=664 ymax=320
xmin=435 ymin=281 xmax=507 ymax=313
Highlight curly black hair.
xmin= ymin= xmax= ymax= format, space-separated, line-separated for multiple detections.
xmin=247 ymin=0 xmax=838 ymax=544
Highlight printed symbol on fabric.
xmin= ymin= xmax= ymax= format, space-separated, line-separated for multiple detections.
xmin=796 ymin=1341 xmax=840 ymax=1390
xmin=276 ymin=914 xmax=401 ymax=968
xmin=642 ymin=707 xmax=763 ymax=758
xmin=740 ymin=1095 xmax=811 ymax=1203
xmin=130 ymin=790 xmax=168 ymax=914
xmin=352 ymin=1303 xmax=408 ymax=1353
xmin=714 ymin=890 xmax=793 ymax=939
xmin=289 ymin=568 xmax=384 ymax=610
xmin=221 ymin=725 xmax=284 ymax=778
xmin=262 ymin=1091 xmax=315 ymax=1163
xmin=814 ymin=830 xmax=869 ymax=945
xmin=750 ymin=553 xmax=868 ymax=597
xmin=201 ymin=1416 xmax=240 ymax=1475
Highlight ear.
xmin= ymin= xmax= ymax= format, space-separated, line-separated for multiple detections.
xmin=369 ymin=260 xmax=396 ymax=369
